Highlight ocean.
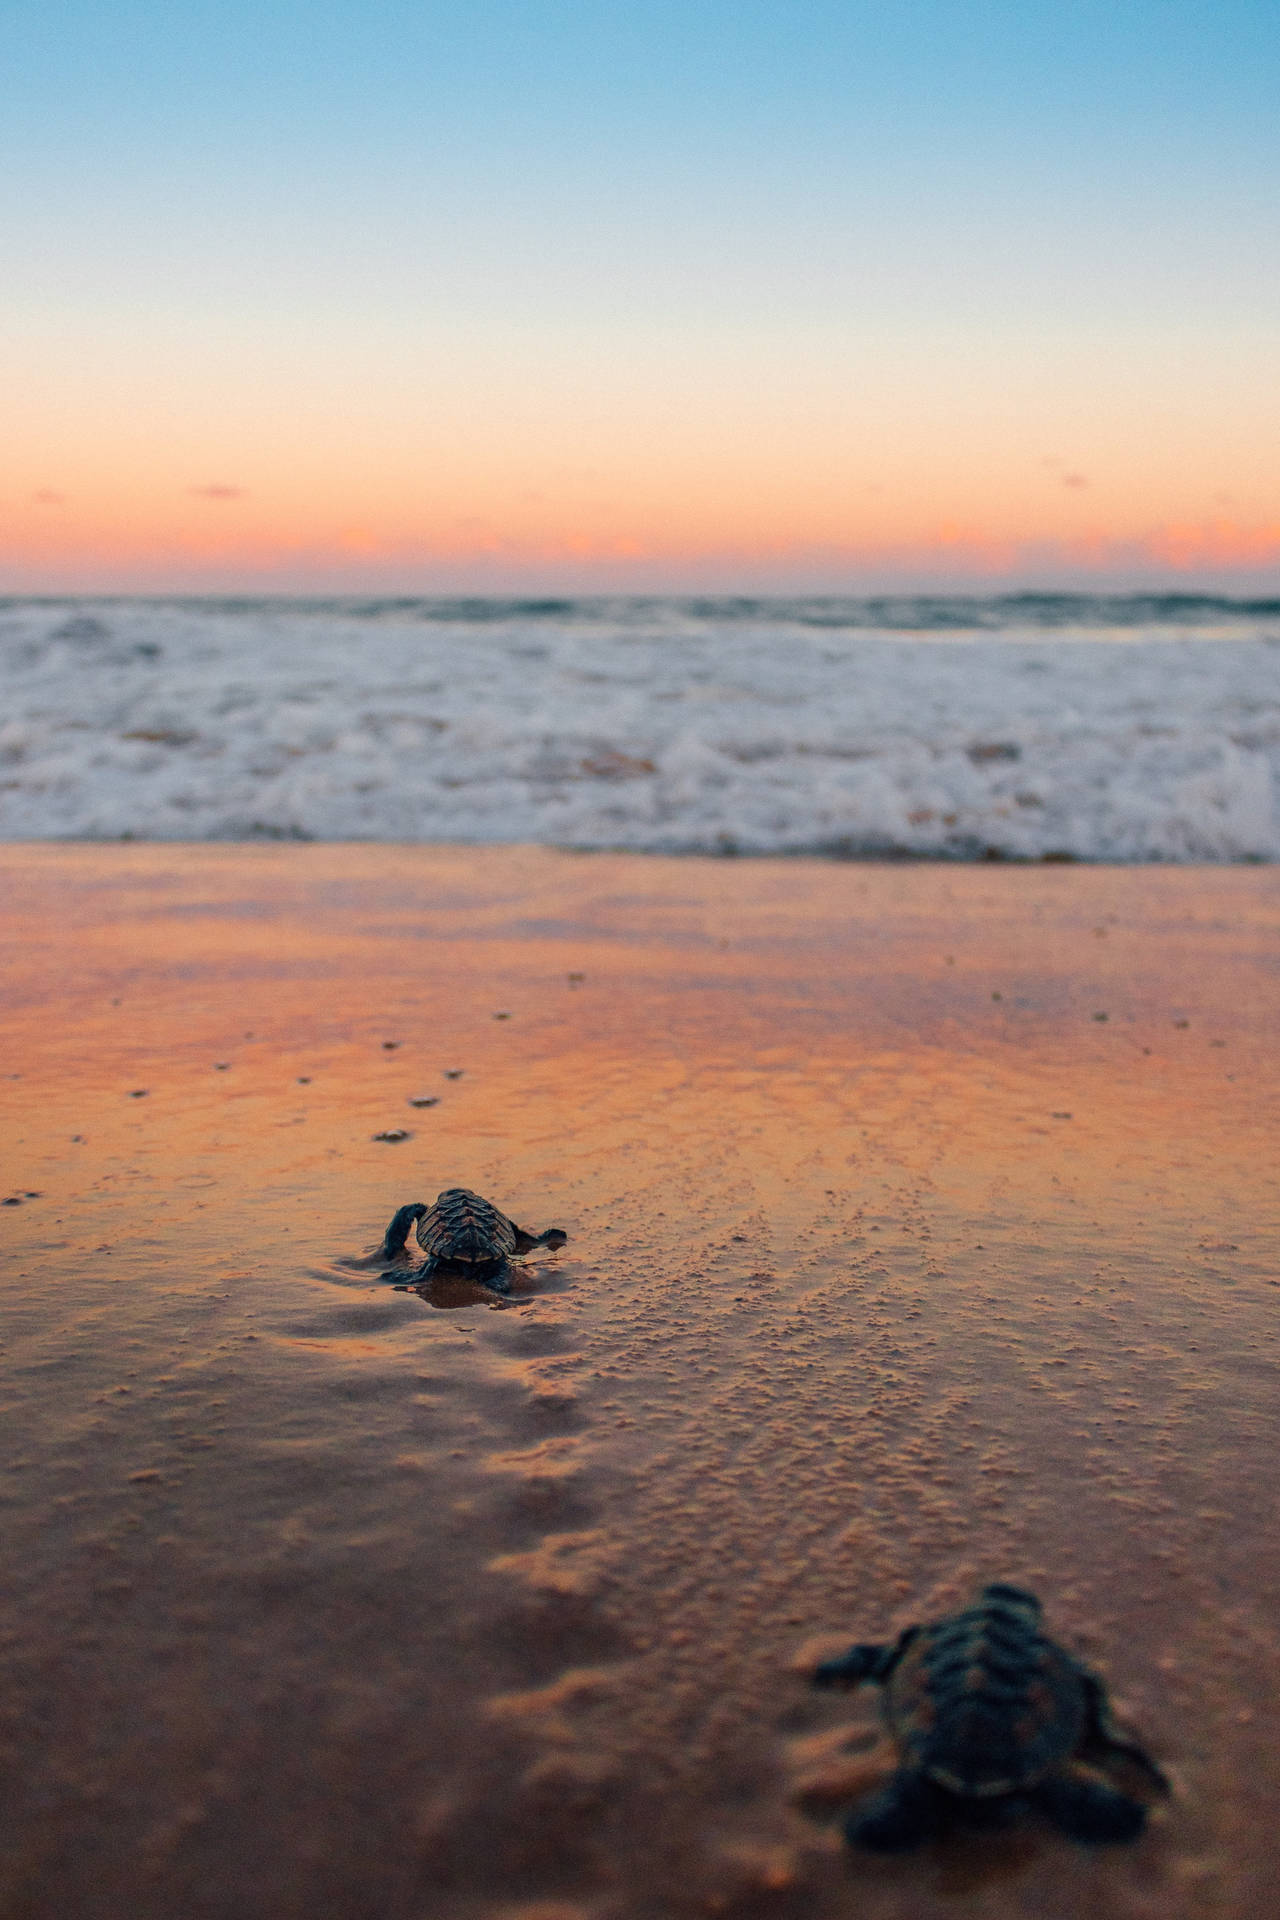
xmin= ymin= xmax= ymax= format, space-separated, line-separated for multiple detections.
xmin=2 ymin=593 xmax=1278 ymax=859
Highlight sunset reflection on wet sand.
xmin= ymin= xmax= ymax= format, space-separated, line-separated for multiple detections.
xmin=2 ymin=847 xmax=1277 ymax=1919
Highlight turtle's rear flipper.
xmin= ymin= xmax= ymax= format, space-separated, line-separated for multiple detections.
xmin=379 ymin=1202 xmax=427 ymax=1260
xmin=511 ymin=1223 xmax=568 ymax=1255
xmin=844 ymin=1771 xmax=941 ymax=1851
xmin=1034 ymin=1770 xmax=1148 ymax=1844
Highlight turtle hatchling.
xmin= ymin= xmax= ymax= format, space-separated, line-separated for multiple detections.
xmin=812 ymin=1582 xmax=1168 ymax=1849
xmin=379 ymin=1188 xmax=567 ymax=1292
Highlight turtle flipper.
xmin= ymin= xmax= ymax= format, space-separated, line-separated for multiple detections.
xmin=1033 ymin=1768 xmax=1148 ymax=1843
xmin=379 ymin=1202 xmax=428 ymax=1261
xmin=1076 ymin=1665 xmax=1170 ymax=1796
xmin=510 ymin=1223 xmax=568 ymax=1255
xmin=813 ymin=1643 xmax=891 ymax=1688
xmin=845 ymin=1770 xmax=942 ymax=1851
xmin=814 ymin=1626 xmax=916 ymax=1689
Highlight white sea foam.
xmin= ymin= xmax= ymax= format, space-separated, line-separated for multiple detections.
xmin=2 ymin=595 xmax=1278 ymax=859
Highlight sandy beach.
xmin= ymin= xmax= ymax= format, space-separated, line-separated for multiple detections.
xmin=2 ymin=845 xmax=1277 ymax=1920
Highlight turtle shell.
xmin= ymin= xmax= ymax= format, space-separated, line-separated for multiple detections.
xmin=883 ymin=1590 xmax=1088 ymax=1796
xmin=415 ymin=1188 xmax=517 ymax=1272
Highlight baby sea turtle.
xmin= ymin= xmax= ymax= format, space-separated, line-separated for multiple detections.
xmin=812 ymin=1582 xmax=1168 ymax=1849
xmin=379 ymin=1188 xmax=567 ymax=1293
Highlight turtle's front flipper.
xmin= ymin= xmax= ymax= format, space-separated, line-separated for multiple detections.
xmin=813 ymin=1626 xmax=915 ymax=1689
xmin=1077 ymin=1667 xmax=1170 ymax=1796
xmin=812 ymin=1641 xmax=893 ymax=1688
xmin=1034 ymin=1769 xmax=1148 ymax=1843
xmin=510 ymin=1223 xmax=568 ymax=1255
xmin=380 ymin=1202 xmax=428 ymax=1261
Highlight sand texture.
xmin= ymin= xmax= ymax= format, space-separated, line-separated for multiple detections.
xmin=1 ymin=846 xmax=1277 ymax=1919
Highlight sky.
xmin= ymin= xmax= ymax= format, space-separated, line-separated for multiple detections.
xmin=2 ymin=0 xmax=1278 ymax=594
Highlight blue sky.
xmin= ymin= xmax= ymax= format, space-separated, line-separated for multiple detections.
xmin=3 ymin=0 xmax=1278 ymax=590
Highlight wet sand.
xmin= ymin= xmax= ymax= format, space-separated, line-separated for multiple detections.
xmin=1 ymin=845 xmax=1277 ymax=1920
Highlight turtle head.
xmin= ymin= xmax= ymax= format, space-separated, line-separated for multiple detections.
xmin=538 ymin=1227 xmax=568 ymax=1250
xmin=980 ymin=1582 xmax=1042 ymax=1619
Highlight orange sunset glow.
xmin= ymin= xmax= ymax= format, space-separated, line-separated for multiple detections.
xmin=4 ymin=0 xmax=1277 ymax=593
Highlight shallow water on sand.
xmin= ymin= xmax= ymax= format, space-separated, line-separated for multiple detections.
xmin=2 ymin=848 xmax=1277 ymax=1919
